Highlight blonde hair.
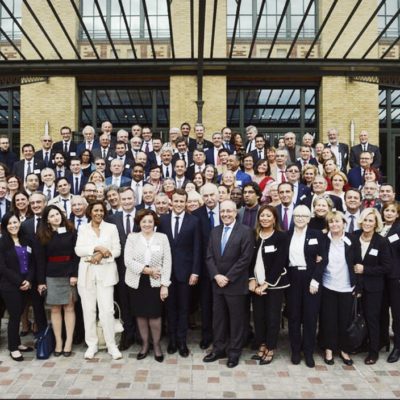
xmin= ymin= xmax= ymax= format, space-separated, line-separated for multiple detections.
xmin=358 ymin=208 xmax=383 ymax=233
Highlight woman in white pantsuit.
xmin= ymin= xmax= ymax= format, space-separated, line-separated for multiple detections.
xmin=75 ymin=200 xmax=121 ymax=360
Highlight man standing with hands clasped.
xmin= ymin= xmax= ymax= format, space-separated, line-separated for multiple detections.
xmin=203 ymin=200 xmax=254 ymax=368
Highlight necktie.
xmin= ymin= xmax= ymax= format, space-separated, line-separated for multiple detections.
xmin=103 ymin=149 xmax=106 ymax=159
xmin=44 ymin=152 xmax=49 ymax=166
xmin=47 ymin=189 xmax=51 ymax=201
xmin=57 ymin=170 xmax=62 ymax=178
xmin=259 ymin=150 xmax=262 ymax=159
xmin=64 ymin=142 xmax=68 ymax=153
xmin=87 ymin=142 xmax=92 ymax=150
xmin=62 ymin=199 xmax=68 ymax=214
xmin=363 ymin=144 xmax=367 ymax=152
xmin=165 ymin=166 xmax=170 ymax=178
xmin=180 ymin=153 xmax=184 ymax=161
xmin=35 ymin=217 xmax=41 ymax=234
xmin=134 ymin=182 xmax=140 ymax=202
xmin=348 ymin=215 xmax=355 ymax=233
xmin=77 ymin=218 xmax=82 ymax=230
xmin=221 ymin=226 xmax=230 ymax=255
xmin=27 ymin=161 xmax=32 ymax=175
xmin=174 ymin=216 xmax=180 ymax=240
xmin=283 ymin=207 xmax=289 ymax=231
xmin=126 ymin=214 xmax=131 ymax=236
xmin=209 ymin=210 xmax=214 ymax=229
xmin=145 ymin=142 xmax=149 ymax=154
xmin=75 ymin=177 xmax=79 ymax=194
xmin=177 ymin=179 xmax=181 ymax=189
xmin=280 ymin=170 xmax=286 ymax=183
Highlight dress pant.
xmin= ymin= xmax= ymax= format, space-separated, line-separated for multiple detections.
xmin=78 ymin=276 xmax=117 ymax=350
xmin=213 ymin=292 xmax=246 ymax=359
xmin=252 ymin=289 xmax=284 ymax=349
xmin=362 ymin=290 xmax=382 ymax=356
xmin=287 ymin=269 xmax=321 ymax=355
xmin=166 ymin=277 xmax=190 ymax=344
xmin=379 ymin=279 xmax=390 ymax=347
xmin=388 ymin=279 xmax=400 ymax=349
xmin=199 ymin=275 xmax=213 ymax=343
xmin=319 ymin=286 xmax=353 ymax=353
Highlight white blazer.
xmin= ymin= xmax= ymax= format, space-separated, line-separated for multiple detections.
xmin=124 ymin=232 xmax=172 ymax=289
xmin=75 ymin=220 xmax=121 ymax=288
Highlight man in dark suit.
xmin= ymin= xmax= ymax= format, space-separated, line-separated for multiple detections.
xmin=0 ymin=181 xmax=11 ymax=219
xmin=244 ymin=125 xmax=257 ymax=153
xmin=12 ymin=143 xmax=44 ymax=182
xmin=296 ymin=146 xmax=318 ymax=171
xmin=77 ymin=125 xmax=100 ymax=155
xmin=250 ymin=134 xmax=267 ymax=164
xmin=109 ymin=187 xmax=138 ymax=350
xmin=52 ymin=126 xmax=78 ymax=161
xmin=34 ymin=135 xmax=55 ymax=169
xmin=158 ymin=189 xmax=201 ymax=357
xmin=189 ymin=124 xmax=213 ymax=152
xmin=205 ymin=132 xmax=227 ymax=166
xmin=173 ymin=159 xmax=189 ymax=189
xmin=237 ymin=182 xmax=260 ymax=230
xmin=52 ymin=152 xmax=72 ymax=180
xmin=276 ymin=182 xmax=296 ymax=231
xmin=285 ymin=163 xmax=311 ymax=205
xmin=221 ymin=126 xmax=235 ymax=154
xmin=187 ymin=149 xmax=206 ymax=180
xmin=105 ymin=159 xmax=132 ymax=188
xmin=348 ymin=151 xmax=374 ymax=189
xmin=180 ymin=122 xmax=194 ymax=148
xmin=92 ymin=133 xmax=114 ymax=164
xmin=324 ymin=128 xmax=349 ymax=173
xmin=113 ymin=141 xmax=135 ymax=178
xmin=172 ymin=137 xmax=193 ymax=168
xmin=193 ymin=183 xmax=221 ymax=349
xmin=226 ymin=154 xmax=252 ymax=187
xmin=350 ymin=130 xmax=381 ymax=169
xmin=0 ymin=135 xmax=19 ymax=171
xmin=68 ymin=157 xmax=88 ymax=195
xmin=203 ymin=199 xmax=254 ymax=368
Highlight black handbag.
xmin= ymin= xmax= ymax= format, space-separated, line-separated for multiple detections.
xmin=346 ymin=297 xmax=367 ymax=351
xmin=36 ymin=324 xmax=55 ymax=360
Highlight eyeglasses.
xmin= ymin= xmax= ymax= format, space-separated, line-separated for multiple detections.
xmin=95 ymin=163 xmax=105 ymax=166
xmin=43 ymin=140 xmax=52 ymax=142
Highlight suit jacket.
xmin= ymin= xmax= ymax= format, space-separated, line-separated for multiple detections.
xmin=105 ymin=175 xmax=131 ymax=188
xmin=325 ymin=142 xmax=349 ymax=173
xmin=34 ymin=149 xmax=56 ymax=169
xmin=350 ymin=143 xmax=381 ymax=169
xmin=77 ymin=139 xmax=100 ymax=156
xmin=353 ymin=231 xmax=391 ymax=292
xmin=288 ymin=228 xmax=327 ymax=283
xmin=276 ymin=204 xmax=295 ymax=231
xmin=249 ymin=230 xmax=289 ymax=289
xmin=322 ymin=232 xmax=358 ymax=289
xmin=300 ymin=192 xmax=344 ymax=212
xmin=52 ymin=141 xmax=78 ymax=160
xmin=237 ymin=205 xmax=259 ymax=230
xmin=124 ymin=232 xmax=172 ymax=289
xmin=206 ymin=222 xmax=254 ymax=295
xmin=75 ymin=220 xmax=121 ymax=288
xmin=53 ymin=167 xmax=72 ymax=180
xmin=384 ymin=222 xmax=400 ymax=279
xmin=68 ymin=173 xmax=88 ymax=195
xmin=172 ymin=151 xmax=193 ymax=168
xmin=347 ymin=166 xmax=363 ymax=189
xmin=158 ymin=212 xmax=201 ymax=283
xmin=0 ymin=150 xmax=19 ymax=171
xmin=296 ymin=157 xmax=318 ymax=171
xmin=294 ymin=183 xmax=311 ymax=205
xmin=188 ymin=138 xmax=213 ymax=152
xmin=250 ymin=148 xmax=267 ymax=164
xmin=38 ymin=185 xmax=58 ymax=200
xmin=0 ymin=237 xmax=35 ymax=291
xmin=12 ymin=159 xmax=44 ymax=181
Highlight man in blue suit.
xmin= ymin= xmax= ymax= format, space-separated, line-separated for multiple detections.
xmin=158 ymin=189 xmax=201 ymax=357
xmin=77 ymin=125 xmax=100 ymax=155
xmin=347 ymin=151 xmax=373 ymax=189
xmin=226 ymin=154 xmax=252 ymax=187
xmin=105 ymin=159 xmax=132 ymax=188
xmin=285 ymin=163 xmax=311 ymax=205
xmin=276 ymin=182 xmax=296 ymax=231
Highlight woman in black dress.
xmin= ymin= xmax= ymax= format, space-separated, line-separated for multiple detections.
xmin=0 ymin=212 xmax=40 ymax=361
xmin=249 ymin=204 xmax=290 ymax=365
xmin=124 ymin=209 xmax=172 ymax=362
xmin=37 ymin=205 xmax=79 ymax=357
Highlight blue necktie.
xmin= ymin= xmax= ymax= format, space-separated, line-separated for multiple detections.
xmin=75 ymin=177 xmax=79 ymax=194
xmin=221 ymin=226 xmax=230 ymax=255
xmin=44 ymin=152 xmax=49 ymax=166
xmin=77 ymin=218 xmax=82 ymax=230
xmin=174 ymin=216 xmax=180 ymax=240
xmin=209 ymin=210 xmax=214 ymax=229
xmin=62 ymin=199 xmax=68 ymax=214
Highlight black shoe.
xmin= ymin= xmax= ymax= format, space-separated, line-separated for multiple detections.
xmin=167 ymin=341 xmax=177 ymax=354
xmin=387 ymin=348 xmax=400 ymax=363
xmin=291 ymin=352 xmax=301 ymax=365
xmin=137 ymin=351 xmax=148 ymax=360
xmin=154 ymin=354 xmax=164 ymax=363
xmin=339 ymin=352 xmax=353 ymax=366
xmin=304 ymin=354 xmax=315 ymax=368
xmin=199 ymin=339 xmax=211 ymax=350
xmin=227 ymin=358 xmax=239 ymax=368
xmin=365 ymin=353 xmax=378 ymax=365
xmin=324 ymin=355 xmax=334 ymax=365
xmin=10 ymin=352 xmax=23 ymax=362
xmin=178 ymin=343 xmax=189 ymax=357
xmin=63 ymin=351 xmax=72 ymax=357
xmin=53 ymin=351 xmax=62 ymax=357
xmin=203 ymin=352 xmax=226 ymax=363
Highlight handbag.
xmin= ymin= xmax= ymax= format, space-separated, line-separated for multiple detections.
xmin=346 ymin=296 xmax=367 ymax=351
xmin=96 ymin=301 xmax=124 ymax=350
xmin=36 ymin=324 xmax=56 ymax=360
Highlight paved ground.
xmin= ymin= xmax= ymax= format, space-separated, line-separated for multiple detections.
xmin=0 ymin=323 xmax=400 ymax=399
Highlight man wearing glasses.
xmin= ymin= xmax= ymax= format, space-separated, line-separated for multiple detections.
xmin=94 ymin=157 xmax=108 ymax=177
xmin=285 ymin=163 xmax=311 ymax=205
xmin=34 ymin=134 xmax=55 ymax=168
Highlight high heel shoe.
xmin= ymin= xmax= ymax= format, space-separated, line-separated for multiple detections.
xmin=259 ymin=350 xmax=274 ymax=365
xmin=154 ymin=353 xmax=164 ymax=363
xmin=137 ymin=350 xmax=149 ymax=360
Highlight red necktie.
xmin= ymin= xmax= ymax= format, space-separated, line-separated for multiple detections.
xmin=281 ymin=170 xmax=286 ymax=183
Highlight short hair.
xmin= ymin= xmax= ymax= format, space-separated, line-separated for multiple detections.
xmin=22 ymin=143 xmax=35 ymax=152
xmin=200 ymin=183 xmax=219 ymax=196
xmin=242 ymin=182 xmax=261 ymax=199
xmin=82 ymin=125 xmax=95 ymax=135
xmin=71 ymin=195 xmax=88 ymax=207
xmin=180 ymin=122 xmax=191 ymax=130
xmin=40 ymin=168 xmax=55 ymax=179
xmin=358 ymin=207 xmax=383 ymax=232
xmin=246 ymin=125 xmax=257 ymax=135
xmin=134 ymin=208 xmax=160 ymax=226
xmin=278 ymin=182 xmax=294 ymax=192
xmin=105 ymin=185 xmax=120 ymax=196
xmin=56 ymin=177 xmax=70 ymax=187
xmin=293 ymin=204 xmax=311 ymax=218
xmin=326 ymin=210 xmax=347 ymax=228
xmin=86 ymin=200 xmax=107 ymax=219
xmin=60 ymin=126 xmax=71 ymax=134
xmin=312 ymin=194 xmax=334 ymax=211
xmin=345 ymin=188 xmax=362 ymax=200
xmin=187 ymin=190 xmax=203 ymax=206
xmin=175 ymin=137 xmax=187 ymax=146
xmin=331 ymin=170 xmax=348 ymax=184
xmin=381 ymin=201 xmax=400 ymax=222
xmin=212 ymin=131 xmax=222 ymax=139
xmin=218 ymin=148 xmax=230 ymax=157
xmin=172 ymin=188 xmax=188 ymax=200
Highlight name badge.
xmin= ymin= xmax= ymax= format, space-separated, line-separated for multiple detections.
xmin=34 ymin=169 xmax=40 ymax=174
xmin=70 ymin=152 xmax=76 ymax=156
xmin=236 ymin=180 xmax=242 ymax=186
xmin=388 ymin=234 xmax=399 ymax=243
xmin=264 ymin=245 xmax=277 ymax=253
xmin=27 ymin=246 xmax=32 ymax=254
xmin=300 ymin=194 xmax=306 ymax=201
xmin=343 ymin=236 xmax=352 ymax=246
xmin=369 ymin=248 xmax=378 ymax=256
xmin=108 ymin=156 xmax=113 ymax=161
xmin=58 ymin=227 xmax=67 ymax=234
xmin=309 ymin=238 xmax=318 ymax=245
xmin=151 ymin=245 xmax=161 ymax=252
xmin=125 ymin=164 xmax=130 ymax=169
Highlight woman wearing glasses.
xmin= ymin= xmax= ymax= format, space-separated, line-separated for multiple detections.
xmin=287 ymin=205 xmax=326 ymax=368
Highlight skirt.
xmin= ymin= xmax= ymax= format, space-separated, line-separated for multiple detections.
xmin=46 ymin=277 xmax=77 ymax=305
xmin=129 ymin=275 xmax=162 ymax=318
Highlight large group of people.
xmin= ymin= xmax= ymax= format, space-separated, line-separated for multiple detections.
xmin=0 ymin=121 xmax=398 ymax=370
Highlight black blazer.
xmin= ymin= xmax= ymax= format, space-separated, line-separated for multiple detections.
xmin=68 ymin=173 xmax=88 ymax=195
xmin=52 ymin=141 xmax=78 ymax=161
xmin=0 ymin=236 xmax=35 ymax=291
xmin=300 ymin=193 xmax=344 ymax=213
xmin=353 ymin=231 xmax=391 ymax=292
xmin=249 ymin=230 xmax=289 ymax=289
xmin=276 ymin=204 xmax=295 ymax=231
xmin=12 ymin=159 xmax=45 ymax=181
xmin=288 ymin=228 xmax=327 ymax=283
xmin=325 ymin=142 xmax=349 ymax=173
xmin=350 ymin=143 xmax=381 ymax=169
xmin=158 ymin=212 xmax=202 ymax=283
xmin=322 ymin=232 xmax=358 ymax=290
xmin=383 ymin=222 xmax=400 ymax=279
xmin=34 ymin=149 xmax=56 ymax=169
xmin=206 ymin=222 xmax=255 ymax=295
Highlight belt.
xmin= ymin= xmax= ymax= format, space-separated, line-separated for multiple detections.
xmin=289 ymin=265 xmax=307 ymax=271
xmin=48 ymin=256 xmax=71 ymax=262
